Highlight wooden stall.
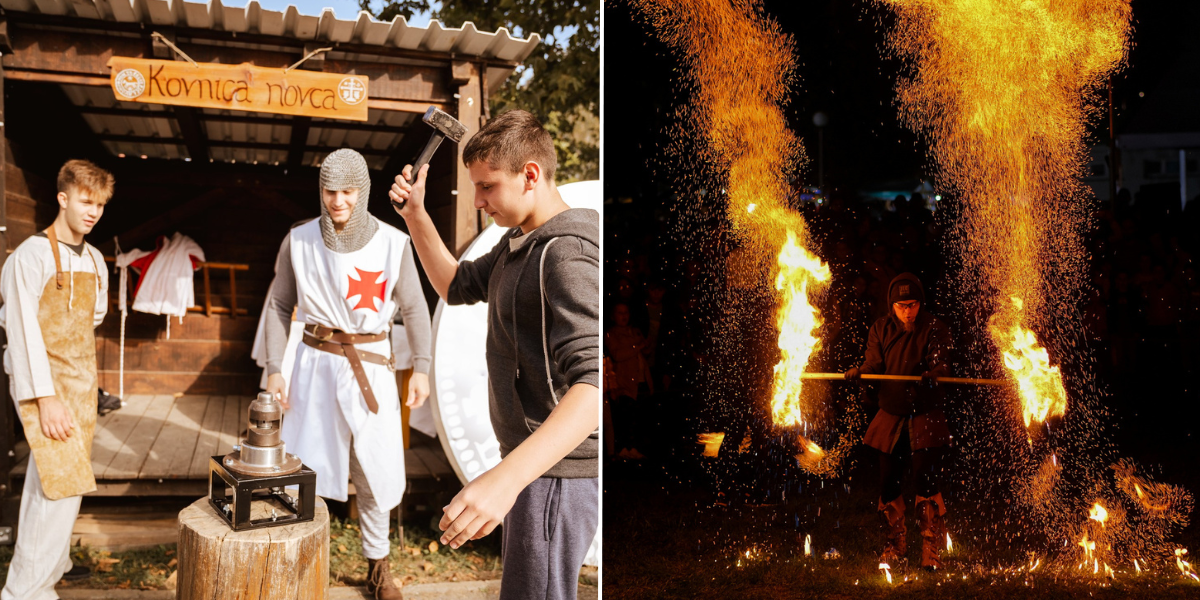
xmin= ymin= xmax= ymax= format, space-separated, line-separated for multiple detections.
xmin=0 ymin=0 xmax=539 ymax=520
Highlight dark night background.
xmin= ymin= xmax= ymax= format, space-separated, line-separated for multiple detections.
xmin=602 ymin=0 xmax=1200 ymax=594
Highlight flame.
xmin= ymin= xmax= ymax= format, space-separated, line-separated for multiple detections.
xmin=946 ymin=533 xmax=953 ymax=552
xmin=1133 ymin=558 xmax=1141 ymax=574
xmin=1078 ymin=533 xmax=1095 ymax=562
xmin=770 ymin=230 xmax=831 ymax=428
xmin=1177 ymin=548 xmax=1200 ymax=582
xmin=994 ymin=298 xmax=1068 ymax=428
xmin=1089 ymin=502 xmax=1108 ymax=527
xmin=804 ymin=534 xmax=812 ymax=557
xmin=879 ymin=562 xmax=893 ymax=584
xmin=697 ymin=432 xmax=725 ymax=457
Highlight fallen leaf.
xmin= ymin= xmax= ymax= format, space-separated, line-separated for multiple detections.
xmin=94 ymin=558 xmax=121 ymax=572
xmin=337 ymin=544 xmax=347 ymax=554
xmin=428 ymin=541 xmax=439 ymax=554
xmin=422 ymin=561 xmax=434 ymax=572
xmin=167 ymin=558 xmax=177 ymax=568
xmin=408 ymin=548 xmax=421 ymax=557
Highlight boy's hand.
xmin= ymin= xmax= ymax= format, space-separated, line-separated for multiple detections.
xmin=438 ymin=468 xmax=521 ymax=549
xmin=266 ymin=373 xmax=290 ymax=410
xmin=37 ymin=396 xmax=76 ymax=441
xmin=406 ymin=372 xmax=430 ymax=408
xmin=389 ymin=164 xmax=430 ymax=217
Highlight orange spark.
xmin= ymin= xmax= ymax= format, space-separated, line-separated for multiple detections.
xmin=633 ymin=0 xmax=836 ymax=471
xmin=878 ymin=0 xmax=1130 ymax=433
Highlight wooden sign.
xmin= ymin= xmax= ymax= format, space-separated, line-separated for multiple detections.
xmin=107 ymin=57 xmax=369 ymax=121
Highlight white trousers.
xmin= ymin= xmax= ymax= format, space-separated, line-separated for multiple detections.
xmin=1 ymin=455 xmax=81 ymax=600
xmin=349 ymin=443 xmax=391 ymax=560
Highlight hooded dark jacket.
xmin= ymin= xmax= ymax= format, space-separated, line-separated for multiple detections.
xmin=447 ymin=208 xmax=599 ymax=478
xmin=858 ymin=274 xmax=952 ymax=415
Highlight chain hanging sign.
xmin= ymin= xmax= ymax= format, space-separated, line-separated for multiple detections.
xmin=106 ymin=57 xmax=369 ymax=121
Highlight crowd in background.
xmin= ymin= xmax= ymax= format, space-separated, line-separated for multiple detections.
xmin=603 ymin=188 xmax=1200 ymax=460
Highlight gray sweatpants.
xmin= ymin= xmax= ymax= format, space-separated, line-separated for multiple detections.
xmin=499 ymin=477 xmax=598 ymax=600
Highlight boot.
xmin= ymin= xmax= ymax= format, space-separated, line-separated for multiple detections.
xmin=915 ymin=493 xmax=947 ymax=571
xmin=877 ymin=496 xmax=907 ymax=563
xmin=366 ymin=557 xmax=404 ymax=600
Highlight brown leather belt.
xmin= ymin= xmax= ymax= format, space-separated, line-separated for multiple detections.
xmin=302 ymin=323 xmax=392 ymax=414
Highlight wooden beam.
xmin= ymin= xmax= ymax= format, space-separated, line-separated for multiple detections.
xmin=74 ymin=107 xmax=414 ymax=135
xmin=3 ymin=70 xmax=108 ymax=87
xmin=76 ymin=106 xmax=176 ymax=119
xmin=367 ymin=99 xmax=446 ymax=114
xmin=286 ymin=116 xmax=311 ymax=169
xmin=94 ymin=135 xmax=392 ymax=157
xmin=172 ymin=106 xmax=209 ymax=162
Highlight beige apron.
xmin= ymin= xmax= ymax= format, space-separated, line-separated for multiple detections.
xmin=15 ymin=227 xmax=100 ymax=500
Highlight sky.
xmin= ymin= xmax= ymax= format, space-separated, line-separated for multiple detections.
xmin=219 ymin=0 xmax=434 ymax=23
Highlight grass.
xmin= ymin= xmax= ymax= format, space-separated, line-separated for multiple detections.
xmin=0 ymin=516 xmax=503 ymax=590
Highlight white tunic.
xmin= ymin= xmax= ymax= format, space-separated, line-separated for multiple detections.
xmin=280 ymin=220 xmax=408 ymax=509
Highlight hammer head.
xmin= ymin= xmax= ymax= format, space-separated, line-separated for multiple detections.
xmin=423 ymin=106 xmax=467 ymax=143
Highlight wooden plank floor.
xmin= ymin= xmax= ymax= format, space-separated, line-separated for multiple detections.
xmin=13 ymin=394 xmax=454 ymax=495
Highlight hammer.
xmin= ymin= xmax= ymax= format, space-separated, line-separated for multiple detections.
xmin=390 ymin=106 xmax=468 ymax=210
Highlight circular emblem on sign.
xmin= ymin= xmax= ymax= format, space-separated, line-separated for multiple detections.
xmin=113 ymin=68 xmax=146 ymax=99
xmin=338 ymin=77 xmax=366 ymax=105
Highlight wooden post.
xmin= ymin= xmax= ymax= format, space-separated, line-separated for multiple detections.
xmin=228 ymin=267 xmax=238 ymax=319
xmin=450 ymin=60 xmax=482 ymax=256
xmin=0 ymin=30 xmax=13 ymax=509
xmin=177 ymin=495 xmax=329 ymax=599
xmin=202 ymin=264 xmax=212 ymax=317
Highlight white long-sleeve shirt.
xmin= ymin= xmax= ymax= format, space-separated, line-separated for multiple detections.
xmin=0 ymin=234 xmax=108 ymax=402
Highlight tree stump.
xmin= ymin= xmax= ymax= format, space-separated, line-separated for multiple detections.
xmin=177 ymin=495 xmax=329 ymax=599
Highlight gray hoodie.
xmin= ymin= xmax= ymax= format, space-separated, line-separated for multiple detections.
xmin=447 ymin=208 xmax=600 ymax=478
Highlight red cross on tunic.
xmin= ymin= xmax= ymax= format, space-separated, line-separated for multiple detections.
xmin=347 ymin=268 xmax=387 ymax=312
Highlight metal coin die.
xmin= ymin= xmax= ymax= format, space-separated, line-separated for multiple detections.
xmin=209 ymin=391 xmax=316 ymax=531
xmin=222 ymin=392 xmax=303 ymax=477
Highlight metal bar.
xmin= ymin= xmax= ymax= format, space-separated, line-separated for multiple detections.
xmin=800 ymin=372 xmax=1008 ymax=386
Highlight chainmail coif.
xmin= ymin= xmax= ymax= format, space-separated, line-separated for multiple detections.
xmin=318 ymin=148 xmax=377 ymax=253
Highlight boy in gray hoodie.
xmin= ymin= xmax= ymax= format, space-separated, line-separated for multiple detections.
xmin=390 ymin=110 xmax=599 ymax=600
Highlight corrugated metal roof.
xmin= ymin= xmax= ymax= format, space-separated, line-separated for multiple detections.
xmin=0 ymin=0 xmax=541 ymax=63
xmin=17 ymin=1 xmax=539 ymax=168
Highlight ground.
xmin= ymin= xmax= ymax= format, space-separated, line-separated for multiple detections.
xmin=603 ymin=445 xmax=1200 ymax=600
xmin=0 ymin=516 xmax=506 ymax=591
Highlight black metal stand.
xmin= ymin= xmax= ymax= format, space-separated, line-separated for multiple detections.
xmin=208 ymin=456 xmax=316 ymax=531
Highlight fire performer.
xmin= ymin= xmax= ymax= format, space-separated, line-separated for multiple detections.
xmin=390 ymin=110 xmax=599 ymax=600
xmin=264 ymin=148 xmax=431 ymax=600
xmin=1 ymin=160 xmax=112 ymax=599
xmin=844 ymin=272 xmax=952 ymax=570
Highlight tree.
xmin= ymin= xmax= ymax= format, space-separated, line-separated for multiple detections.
xmin=359 ymin=0 xmax=599 ymax=183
